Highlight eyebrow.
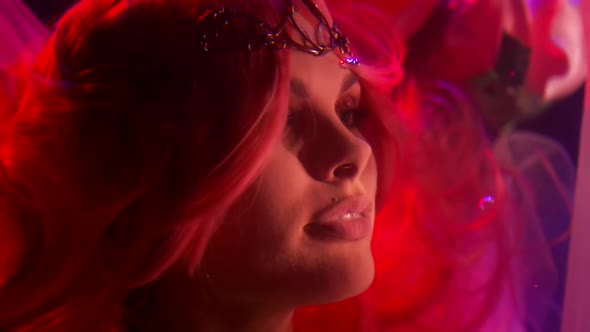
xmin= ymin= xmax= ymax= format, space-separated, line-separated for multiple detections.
xmin=289 ymin=72 xmax=359 ymax=98
xmin=290 ymin=78 xmax=309 ymax=98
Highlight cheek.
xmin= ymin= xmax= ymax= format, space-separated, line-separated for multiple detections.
xmin=359 ymin=142 xmax=379 ymax=204
xmin=199 ymin=143 xmax=377 ymax=304
xmin=206 ymin=180 xmax=306 ymax=260
xmin=201 ymin=150 xmax=311 ymax=271
xmin=364 ymin=154 xmax=378 ymax=195
xmin=198 ymin=187 xmax=304 ymax=301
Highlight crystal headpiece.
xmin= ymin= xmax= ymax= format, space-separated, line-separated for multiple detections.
xmin=197 ymin=0 xmax=360 ymax=66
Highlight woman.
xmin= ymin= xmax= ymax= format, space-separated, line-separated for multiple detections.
xmin=0 ymin=0 xmax=523 ymax=331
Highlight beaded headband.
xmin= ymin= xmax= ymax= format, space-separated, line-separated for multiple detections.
xmin=197 ymin=0 xmax=360 ymax=66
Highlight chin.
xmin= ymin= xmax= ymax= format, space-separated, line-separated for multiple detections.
xmin=297 ymin=245 xmax=376 ymax=306
xmin=330 ymin=252 xmax=375 ymax=302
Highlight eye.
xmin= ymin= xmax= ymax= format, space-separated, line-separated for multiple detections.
xmin=286 ymin=110 xmax=299 ymax=127
xmin=336 ymin=96 xmax=367 ymax=128
xmin=338 ymin=108 xmax=368 ymax=128
xmin=284 ymin=107 xmax=309 ymax=147
xmin=286 ymin=108 xmax=306 ymax=129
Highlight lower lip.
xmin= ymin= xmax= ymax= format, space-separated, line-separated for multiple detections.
xmin=304 ymin=216 xmax=373 ymax=241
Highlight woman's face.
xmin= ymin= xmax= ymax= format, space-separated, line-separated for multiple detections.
xmin=200 ymin=50 xmax=378 ymax=308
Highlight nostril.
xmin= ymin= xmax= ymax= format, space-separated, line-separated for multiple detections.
xmin=333 ymin=163 xmax=358 ymax=179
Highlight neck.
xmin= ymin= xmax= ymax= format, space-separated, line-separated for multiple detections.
xmin=138 ymin=272 xmax=295 ymax=332
xmin=192 ymin=302 xmax=294 ymax=332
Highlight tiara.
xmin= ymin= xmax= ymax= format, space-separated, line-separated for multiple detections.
xmin=197 ymin=0 xmax=360 ymax=66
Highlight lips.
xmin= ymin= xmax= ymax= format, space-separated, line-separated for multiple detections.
xmin=305 ymin=195 xmax=374 ymax=241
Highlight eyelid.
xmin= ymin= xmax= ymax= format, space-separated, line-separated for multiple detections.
xmin=337 ymin=96 xmax=369 ymax=128
xmin=286 ymin=102 xmax=311 ymax=127
xmin=287 ymin=94 xmax=364 ymax=128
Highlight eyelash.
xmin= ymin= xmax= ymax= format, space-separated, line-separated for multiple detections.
xmin=337 ymin=107 xmax=368 ymax=128
xmin=287 ymin=104 xmax=368 ymax=129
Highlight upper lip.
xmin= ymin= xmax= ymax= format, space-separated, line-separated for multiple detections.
xmin=312 ymin=195 xmax=373 ymax=223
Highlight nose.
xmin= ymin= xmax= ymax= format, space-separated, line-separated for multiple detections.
xmin=299 ymin=115 xmax=373 ymax=183
xmin=333 ymin=163 xmax=358 ymax=179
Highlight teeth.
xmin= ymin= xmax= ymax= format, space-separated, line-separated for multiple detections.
xmin=343 ymin=212 xmax=362 ymax=220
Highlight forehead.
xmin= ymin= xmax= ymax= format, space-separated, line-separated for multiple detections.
xmin=288 ymin=51 xmax=358 ymax=97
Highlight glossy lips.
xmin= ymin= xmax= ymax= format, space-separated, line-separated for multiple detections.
xmin=305 ymin=196 xmax=373 ymax=241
